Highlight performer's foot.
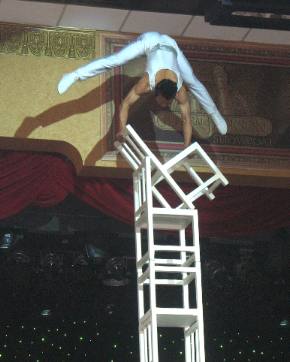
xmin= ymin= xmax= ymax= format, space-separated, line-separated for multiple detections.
xmin=57 ymin=72 xmax=78 ymax=94
xmin=211 ymin=111 xmax=228 ymax=135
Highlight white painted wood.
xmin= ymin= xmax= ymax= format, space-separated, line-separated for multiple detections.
xmin=114 ymin=125 xmax=228 ymax=362
xmin=114 ymin=125 xmax=228 ymax=212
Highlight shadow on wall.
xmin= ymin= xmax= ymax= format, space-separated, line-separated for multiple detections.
xmin=14 ymin=72 xmax=187 ymax=168
xmin=14 ymin=75 xmax=123 ymax=166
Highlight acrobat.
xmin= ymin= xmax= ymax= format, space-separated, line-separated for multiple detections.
xmin=57 ymin=31 xmax=228 ymax=147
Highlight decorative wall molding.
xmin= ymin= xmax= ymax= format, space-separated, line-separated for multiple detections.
xmin=0 ymin=22 xmax=96 ymax=59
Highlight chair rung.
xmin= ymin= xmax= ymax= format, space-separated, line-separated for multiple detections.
xmin=136 ymin=252 xmax=149 ymax=268
xmin=138 ymin=268 xmax=197 ymax=285
xmin=137 ymin=256 xmax=196 ymax=267
xmin=155 ymin=266 xmax=196 ymax=273
xmin=139 ymin=307 xmax=199 ymax=329
xmin=154 ymin=258 xmax=184 ymax=265
xmin=185 ymin=321 xmax=199 ymax=336
xmin=139 ymin=310 xmax=151 ymax=331
xmin=143 ymin=278 xmax=194 ymax=286
xmin=183 ymin=255 xmax=196 ymax=267
xmin=183 ymin=273 xmax=196 ymax=285
xmin=187 ymin=174 xmax=219 ymax=201
xmin=154 ymin=245 xmax=196 ymax=252
xmin=138 ymin=269 xmax=149 ymax=284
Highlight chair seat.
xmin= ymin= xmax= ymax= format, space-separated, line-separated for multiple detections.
xmin=139 ymin=308 xmax=199 ymax=329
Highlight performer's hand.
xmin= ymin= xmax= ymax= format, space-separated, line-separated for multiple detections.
xmin=116 ymin=130 xmax=125 ymax=143
xmin=211 ymin=111 xmax=228 ymax=135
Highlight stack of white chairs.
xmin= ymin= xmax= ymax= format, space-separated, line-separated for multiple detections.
xmin=115 ymin=125 xmax=228 ymax=362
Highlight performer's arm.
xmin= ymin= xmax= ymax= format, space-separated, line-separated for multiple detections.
xmin=176 ymin=87 xmax=193 ymax=148
xmin=117 ymin=76 xmax=148 ymax=140
xmin=119 ymin=87 xmax=140 ymax=132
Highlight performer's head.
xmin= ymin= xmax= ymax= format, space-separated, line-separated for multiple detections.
xmin=155 ymin=79 xmax=177 ymax=108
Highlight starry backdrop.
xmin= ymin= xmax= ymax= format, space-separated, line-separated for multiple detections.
xmin=0 ymin=195 xmax=289 ymax=362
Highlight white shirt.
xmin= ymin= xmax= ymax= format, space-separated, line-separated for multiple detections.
xmin=145 ymin=44 xmax=183 ymax=91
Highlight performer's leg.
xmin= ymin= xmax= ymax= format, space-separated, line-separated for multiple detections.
xmin=75 ymin=36 xmax=147 ymax=79
xmin=57 ymin=33 xmax=152 ymax=94
xmin=176 ymin=48 xmax=227 ymax=134
xmin=76 ymin=31 xmax=162 ymax=78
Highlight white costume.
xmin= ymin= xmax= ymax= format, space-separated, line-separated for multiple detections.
xmin=58 ymin=32 xmax=227 ymax=134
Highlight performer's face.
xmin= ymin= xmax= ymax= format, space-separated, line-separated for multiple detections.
xmin=155 ymin=94 xmax=172 ymax=109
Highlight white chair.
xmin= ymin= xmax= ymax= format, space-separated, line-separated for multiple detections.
xmin=114 ymin=125 xmax=228 ymax=210
xmin=134 ymin=157 xmax=205 ymax=362
xmin=114 ymin=125 xmax=229 ymax=362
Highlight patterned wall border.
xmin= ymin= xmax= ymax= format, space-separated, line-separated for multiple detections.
xmin=0 ymin=22 xmax=96 ymax=59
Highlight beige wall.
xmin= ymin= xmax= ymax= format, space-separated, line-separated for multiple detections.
xmin=1 ymin=22 xmax=290 ymax=188
xmin=0 ymin=23 xmax=117 ymax=173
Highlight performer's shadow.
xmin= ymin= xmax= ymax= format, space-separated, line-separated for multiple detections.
xmin=15 ymin=74 xmax=190 ymax=168
xmin=15 ymin=75 xmax=128 ymax=166
xmin=15 ymin=76 xmax=118 ymax=140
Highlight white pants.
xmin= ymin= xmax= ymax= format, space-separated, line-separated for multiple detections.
xmin=75 ymin=32 xmax=218 ymax=115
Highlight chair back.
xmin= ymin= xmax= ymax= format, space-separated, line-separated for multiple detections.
xmin=114 ymin=125 xmax=162 ymax=171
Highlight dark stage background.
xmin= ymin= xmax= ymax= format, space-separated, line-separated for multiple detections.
xmin=0 ymin=195 xmax=288 ymax=362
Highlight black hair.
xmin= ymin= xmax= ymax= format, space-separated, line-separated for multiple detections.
xmin=155 ymin=79 xmax=177 ymax=100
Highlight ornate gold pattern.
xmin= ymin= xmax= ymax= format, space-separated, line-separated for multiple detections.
xmin=180 ymin=42 xmax=290 ymax=63
xmin=157 ymin=150 xmax=290 ymax=170
xmin=0 ymin=23 xmax=95 ymax=59
xmin=152 ymin=97 xmax=272 ymax=142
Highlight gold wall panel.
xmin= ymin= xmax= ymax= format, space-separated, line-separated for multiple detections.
xmin=0 ymin=22 xmax=110 ymax=172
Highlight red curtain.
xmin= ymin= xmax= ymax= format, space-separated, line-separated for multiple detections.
xmin=0 ymin=151 xmax=290 ymax=237
xmin=0 ymin=151 xmax=74 ymax=214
